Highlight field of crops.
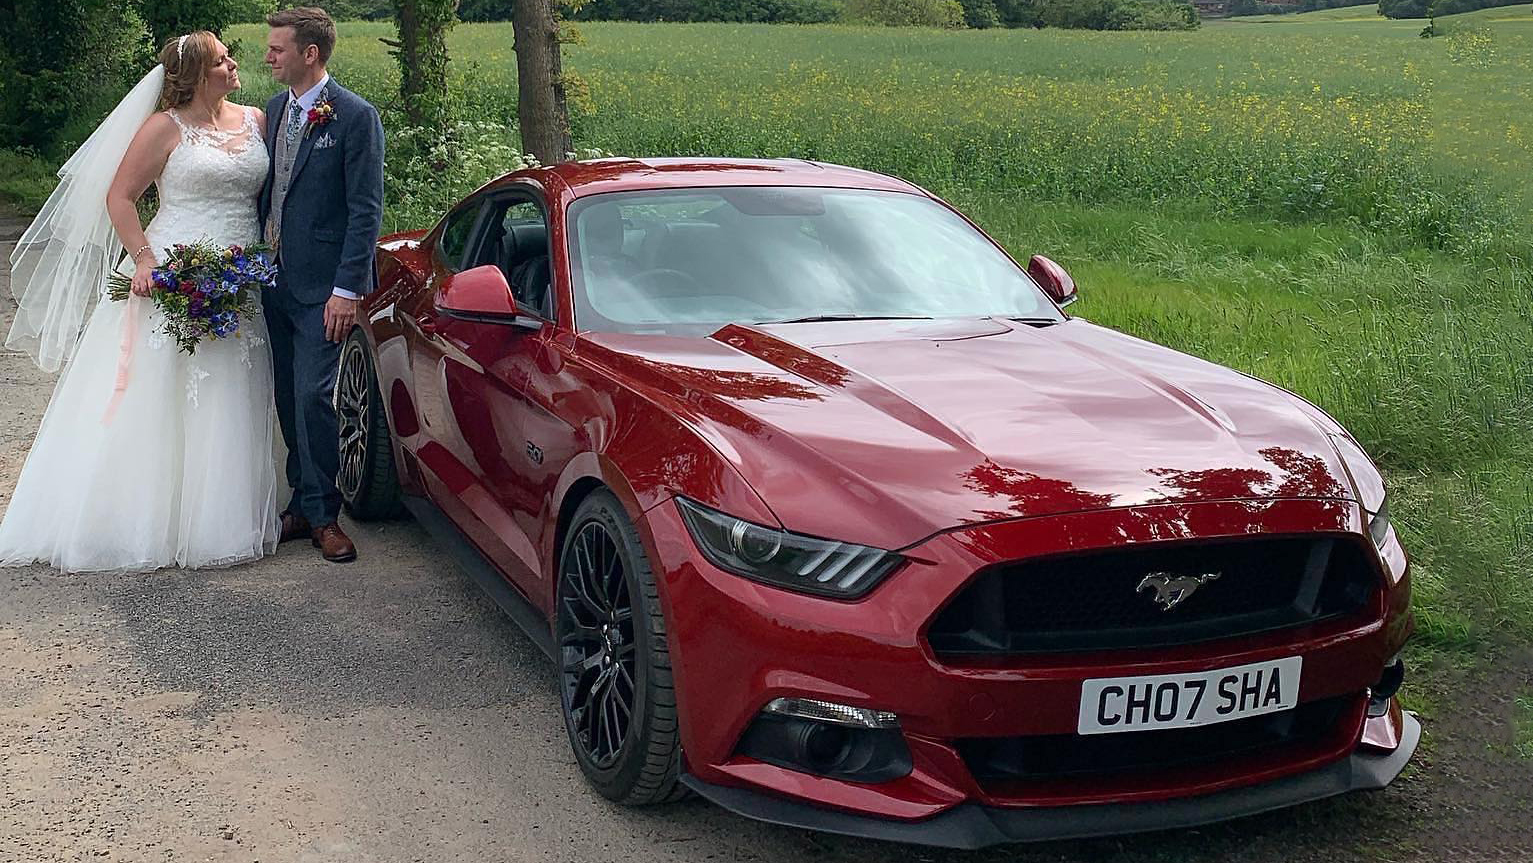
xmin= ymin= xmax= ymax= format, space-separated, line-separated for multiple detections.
xmin=220 ymin=8 xmax=1533 ymax=665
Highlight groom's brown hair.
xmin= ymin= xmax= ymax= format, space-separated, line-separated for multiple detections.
xmin=267 ymin=7 xmax=337 ymax=64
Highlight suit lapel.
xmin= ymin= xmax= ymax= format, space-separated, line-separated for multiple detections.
xmin=287 ymin=83 xmax=331 ymax=186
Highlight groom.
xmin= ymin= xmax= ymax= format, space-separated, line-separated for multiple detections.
xmin=259 ymin=6 xmax=385 ymax=563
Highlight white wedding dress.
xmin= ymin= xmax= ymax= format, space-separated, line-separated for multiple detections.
xmin=0 ymin=107 xmax=280 ymax=572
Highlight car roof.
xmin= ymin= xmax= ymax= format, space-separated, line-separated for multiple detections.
xmin=487 ymin=157 xmax=929 ymax=199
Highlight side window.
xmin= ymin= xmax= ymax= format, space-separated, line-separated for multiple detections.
xmin=436 ymin=201 xmax=481 ymax=272
xmin=494 ymin=198 xmax=553 ymax=321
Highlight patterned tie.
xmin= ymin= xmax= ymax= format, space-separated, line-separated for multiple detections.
xmin=285 ymin=97 xmax=305 ymax=150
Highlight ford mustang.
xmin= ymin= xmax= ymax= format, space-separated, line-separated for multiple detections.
xmin=341 ymin=158 xmax=1416 ymax=848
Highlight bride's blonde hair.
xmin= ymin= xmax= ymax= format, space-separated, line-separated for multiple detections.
xmin=157 ymin=31 xmax=219 ymax=110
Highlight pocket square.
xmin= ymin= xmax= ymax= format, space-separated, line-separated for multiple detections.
xmin=313 ymin=132 xmax=337 ymax=149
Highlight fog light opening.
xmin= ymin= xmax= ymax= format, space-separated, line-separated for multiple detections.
xmin=796 ymin=722 xmax=853 ymax=771
xmin=1368 ymin=655 xmax=1406 ymax=717
xmin=736 ymin=700 xmax=912 ymax=783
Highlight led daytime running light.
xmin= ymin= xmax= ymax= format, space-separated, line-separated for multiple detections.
xmin=763 ymin=696 xmax=899 ymax=729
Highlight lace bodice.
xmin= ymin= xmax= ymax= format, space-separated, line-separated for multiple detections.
xmin=144 ymin=107 xmax=268 ymax=254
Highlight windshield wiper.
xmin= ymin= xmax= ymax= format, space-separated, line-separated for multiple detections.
xmin=759 ymin=314 xmax=934 ymax=325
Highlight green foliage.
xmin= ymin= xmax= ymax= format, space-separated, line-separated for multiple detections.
xmin=575 ymin=0 xmax=842 ymax=22
xmin=389 ymin=0 xmax=457 ymax=127
xmin=1228 ymin=0 xmax=1371 ymax=14
xmin=315 ymin=0 xmax=394 ymax=20
xmin=960 ymin=0 xmax=1002 ymax=27
xmin=384 ymin=122 xmax=538 ymax=232
xmin=843 ymin=0 xmax=966 ymax=27
xmin=994 ymin=0 xmax=1043 ymax=25
xmin=227 ymin=0 xmax=277 ymax=25
xmin=0 ymin=0 xmax=149 ymax=154
xmin=1379 ymin=0 xmax=1432 ymax=15
xmin=0 ymin=147 xmax=57 ymax=212
xmin=138 ymin=0 xmax=240 ymax=45
xmin=1036 ymin=0 xmax=1198 ymax=30
xmin=1381 ymin=0 xmax=1524 ymax=16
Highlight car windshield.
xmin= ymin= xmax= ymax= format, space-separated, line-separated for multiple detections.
xmin=566 ymin=187 xmax=1062 ymax=335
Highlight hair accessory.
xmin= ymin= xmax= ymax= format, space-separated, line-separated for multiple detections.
xmin=176 ymin=35 xmax=189 ymax=62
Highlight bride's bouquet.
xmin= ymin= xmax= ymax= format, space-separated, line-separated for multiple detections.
xmin=107 ymin=240 xmax=277 ymax=355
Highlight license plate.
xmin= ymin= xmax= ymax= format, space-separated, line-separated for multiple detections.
xmin=1077 ymin=656 xmax=1303 ymax=735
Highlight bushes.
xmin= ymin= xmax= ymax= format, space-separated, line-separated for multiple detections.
xmin=138 ymin=0 xmax=241 ymax=46
xmin=576 ymin=0 xmax=842 ymax=23
xmin=1039 ymin=0 xmax=1198 ymax=30
xmin=1228 ymin=0 xmax=1372 ymax=13
xmin=843 ymin=0 xmax=966 ymax=26
xmin=227 ymin=0 xmax=278 ymax=25
xmin=576 ymin=0 xmax=1198 ymax=28
xmin=1380 ymin=0 xmax=1525 ymax=17
xmin=1115 ymin=0 xmax=1199 ymax=28
xmin=0 ymin=0 xmax=148 ymax=154
xmin=994 ymin=0 xmax=1200 ymax=30
xmin=960 ymin=0 xmax=1003 ymax=27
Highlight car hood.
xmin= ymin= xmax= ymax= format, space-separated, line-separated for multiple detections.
xmin=584 ymin=318 xmax=1355 ymax=550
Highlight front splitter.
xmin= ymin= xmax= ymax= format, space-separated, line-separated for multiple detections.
xmin=682 ymin=713 xmax=1420 ymax=849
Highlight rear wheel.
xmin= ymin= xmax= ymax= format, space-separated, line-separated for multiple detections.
xmin=556 ymin=490 xmax=684 ymax=804
xmin=337 ymin=329 xmax=404 ymax=520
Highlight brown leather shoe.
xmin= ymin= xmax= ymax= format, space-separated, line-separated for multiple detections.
xmin=311 ymin=522 xmax=357 ymax=563
xmin=279 ymin=511 xmax=312 ymax=543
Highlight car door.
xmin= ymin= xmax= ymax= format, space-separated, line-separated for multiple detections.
xmin=446 ymin=190 xmax=582 ymax=612
xmin=397 ymin=193 xmax=544 ymax=592
xmin=404 ymin=186 xmax=577 ymax=611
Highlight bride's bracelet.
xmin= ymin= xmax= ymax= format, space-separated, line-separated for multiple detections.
xmin=132 ymin=244 xmax=153 ymax=263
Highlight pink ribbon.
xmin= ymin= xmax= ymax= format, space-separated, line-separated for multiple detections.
xmin=101 ymin=293 xmax=140 ymax=425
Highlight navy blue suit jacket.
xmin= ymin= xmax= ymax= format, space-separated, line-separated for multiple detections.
xmin=258 ymin=80 xmax=385 ymax=305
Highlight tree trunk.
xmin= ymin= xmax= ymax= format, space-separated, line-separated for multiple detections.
xmin=388 ymin=0 xmax=456 ymax=128
xmin=513 ymin=0 xmax=572 ymax=165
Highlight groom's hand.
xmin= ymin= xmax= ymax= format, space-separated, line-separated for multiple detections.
xmin=324 ymin=295 xmax=360 ymax=343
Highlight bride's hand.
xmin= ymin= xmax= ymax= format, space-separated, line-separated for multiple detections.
xmin=130 ymin=260 xmax=156 ymax=297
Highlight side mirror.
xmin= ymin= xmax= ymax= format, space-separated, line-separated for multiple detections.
xmin=1028 ymin=255 xmax=1077 ymax=307
xmin=437 ymin=264 xmax=537 ymax=328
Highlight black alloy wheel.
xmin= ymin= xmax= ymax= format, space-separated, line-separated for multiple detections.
xmin=556 ymin=490 xmax=684 ymax=804
xmin=336 ymin=330 xmax=404 ymax=520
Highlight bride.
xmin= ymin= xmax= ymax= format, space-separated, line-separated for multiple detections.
xmin=0 ymin=32 xmax=280 ymax=572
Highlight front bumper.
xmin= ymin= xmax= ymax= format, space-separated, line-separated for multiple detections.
xmin=681 ymin=710 xmax=1419 ymax=849
xmin=640 ymin=496 xmax=1415 ymax=835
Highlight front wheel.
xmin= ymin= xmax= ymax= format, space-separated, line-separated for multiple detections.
xmin=336 ymin=329 xmax=404 ymax=520
xmin=555 ymin=489 xmax=684 ymax=804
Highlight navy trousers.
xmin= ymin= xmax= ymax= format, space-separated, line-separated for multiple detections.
xmin=265 ymin=271 xmax=342 ymax=525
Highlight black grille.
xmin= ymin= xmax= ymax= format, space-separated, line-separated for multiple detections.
xmin=958 ymin=696 xmax=1355 ymax=784
xmin=929 ymin=536 xmax=1377 ymax=655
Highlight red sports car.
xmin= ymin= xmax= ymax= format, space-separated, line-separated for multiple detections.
xmin=342 ymin=158 xmax=1416 ymax=847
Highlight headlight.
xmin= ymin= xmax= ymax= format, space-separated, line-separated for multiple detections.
xmin=1328 ymin=432 xmax=1391 ymax=550
xmin=675 ymin=497 xmax=903 ymax=599
xmin=1368 ymin=499 xmax=1392 ymax=549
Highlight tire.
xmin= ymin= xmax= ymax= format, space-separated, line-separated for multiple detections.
xmin=556 ymin=489 xmax=685 ymax=805
xmin=336 ymin=329 xmax=404 ymax=521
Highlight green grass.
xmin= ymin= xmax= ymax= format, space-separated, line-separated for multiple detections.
xmin=1516 ymin=692 xmax=1533 ymax=759
xmin=0 ymin=148 xmax=57 ymax=214
xmin=5 ymin=13 xmax=1529 ymax=652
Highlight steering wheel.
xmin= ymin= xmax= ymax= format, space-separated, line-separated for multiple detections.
xmin=628 ymin=267 xmax=707 ymax=298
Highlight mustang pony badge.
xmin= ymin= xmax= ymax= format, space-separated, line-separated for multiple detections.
xmin=1137 ymin=571 xmax=1221 ymax=611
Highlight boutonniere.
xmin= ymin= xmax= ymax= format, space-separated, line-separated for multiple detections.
xmin=305 ymin=97 xmax=335 ymax=137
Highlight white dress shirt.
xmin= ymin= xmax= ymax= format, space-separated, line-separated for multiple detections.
xmin=286 ymin=75 xmax=358 ymax=301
